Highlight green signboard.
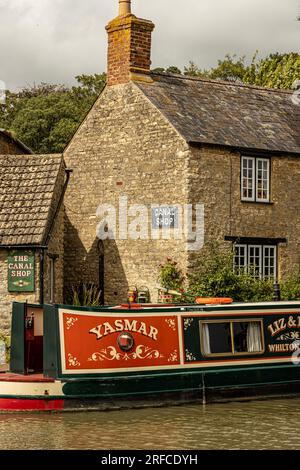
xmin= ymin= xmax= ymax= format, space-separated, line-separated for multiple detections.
xmin=8 ymin=251 xmax=35 ymax=292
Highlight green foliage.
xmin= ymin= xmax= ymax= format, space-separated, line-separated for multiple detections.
xmin=163 ymin=52 xmax=300 ymax=90
xmin=0 ymin=74 xmax=106 ymax=154
xmin=0 ymin=332 xmax=11 ymax=363
xmin=209 ymin=54 xmax=247 ymax=82
xmin=244 ymin=53 xmax=300 ymax=90
xmin=0 ymin=50 xmax=298 ymax=154
xmin=152 ymin=66 xmax=182 ymax=75
xmin=171 ymin=242 xmax=300 ymax=303
xmin=158 ymin=259 xmax=185 ymax=291
xmin=70 ymin=283 xmax=102 ymax=307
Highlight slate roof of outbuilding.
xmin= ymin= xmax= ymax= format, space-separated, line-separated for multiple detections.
xmin=0 ymin=154 xmax=64 ymax=246
xmin=137 ymin=73 xmax=300 ymax=155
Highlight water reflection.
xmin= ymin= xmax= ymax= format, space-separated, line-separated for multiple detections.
xmin=0 ymin=398 xmax=299 ymax=450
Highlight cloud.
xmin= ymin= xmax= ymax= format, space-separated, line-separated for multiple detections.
xmin=0 ymin=0 xmax=299 ymax=90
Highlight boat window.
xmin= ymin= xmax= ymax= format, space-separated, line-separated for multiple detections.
xmin=201 ymin=320 xmax=264 ymax=356
xmin=203 ymin=322 xmax=232 ymax=355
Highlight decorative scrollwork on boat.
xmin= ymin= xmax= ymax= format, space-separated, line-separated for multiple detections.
xmin=68 ymin=353 xmax=81 ymax=367
xmin=165 ymin=318 xmax=177 ymax=331
xmin=88 ymin=345 xmax=163 ymax=362
xmin=185 ymin=349 xmax=196 ymax=361
xmin=184 ymin=318 xmax=194 ymax=330
xmin=66 ymin=317 xmax=78 ymax=330
xmin=167 ymin=349 xmax=178 ymax=362
xmin=277 ymin=331 xmax=300 ymax=341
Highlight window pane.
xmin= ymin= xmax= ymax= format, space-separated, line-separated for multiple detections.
xmin=248 ymin=245 xmax=262 ymax=278
xmin=234 ymin=245 xmax=247 ymax=274
xmin=256 ymin=158 xmax=270 ymax=202
xmin=233 ymin=322 xmax=263 ymax=353
xmin=205 ymin=323 xmax=232 ymax=354
xmin=263 ymin=246 xmax=276 ymax=279
xmin=241 ymin=157 xmax=255 ymax=201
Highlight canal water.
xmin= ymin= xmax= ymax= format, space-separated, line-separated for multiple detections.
xmin=0 ymin=398 xmax=299 ymax=450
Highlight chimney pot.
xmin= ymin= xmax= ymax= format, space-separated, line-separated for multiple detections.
xmin=119 ymin=0 xmax=131 ymax=16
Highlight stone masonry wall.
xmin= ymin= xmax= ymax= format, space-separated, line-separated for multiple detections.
xmin=0 ymin=134 xmax=28 ymax=155
xmin=188 ymin=145 xmax=300 ymax=279
xmin=44 ymin=205 xmax=65 ymax=305
xmin=0 ymin=250 xmax=40 ymax=335
xmin=63 ymin=82 xmax=190 ymax=304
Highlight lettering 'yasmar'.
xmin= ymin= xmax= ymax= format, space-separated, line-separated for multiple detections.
xmin=90 ymin=319 xmax=159 ymax=341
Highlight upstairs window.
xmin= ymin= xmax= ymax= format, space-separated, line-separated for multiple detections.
xmin=201 ymin=320 xmax=264 ymax=357
xmin=241 ymin=156 xmax=270 ymax=202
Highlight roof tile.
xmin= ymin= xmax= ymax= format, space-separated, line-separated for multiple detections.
xmin=137 ymin=73 xmax=300 ymax=154
xmin=0 ymin=154 xmax=64 ymax=246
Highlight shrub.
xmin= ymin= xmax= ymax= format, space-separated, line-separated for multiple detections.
xmin=165 ymin=242 xmax=300 ymax=303
xmin=69 ymin=283 xmax=102 ymax=307
xmin=158 ymin=259 xmax=185 ymax=292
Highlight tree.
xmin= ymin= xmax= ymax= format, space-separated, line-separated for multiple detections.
xmin=163 ymin=52 xmax=300 ymax=90
xmin=0 ymin=49 xmax=299 ymax=154
xmin=0 ymin=74 xmax=106 ymax=153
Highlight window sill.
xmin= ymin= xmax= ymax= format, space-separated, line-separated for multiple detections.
xmin=241 ymin=200 xmax=274 ymax=206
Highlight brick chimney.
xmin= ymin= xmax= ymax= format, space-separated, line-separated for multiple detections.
xmin=106 ymin=1 xmax=155 ymax=86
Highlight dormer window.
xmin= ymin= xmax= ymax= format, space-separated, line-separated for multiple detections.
xmin=241 ymin=156 xmax=270 ymax=203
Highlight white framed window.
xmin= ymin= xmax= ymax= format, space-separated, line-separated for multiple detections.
xmin=234 ymin=244 xmax=277 ymax=280
xmin=241 ymin=157 xmax=255 ymax=201
xmin=234 ymin=244 xmax=247 ymax=274
xmin=200 ymin=319 xmax=264 ymax=357
xmin=263 ymin=246 xmax=276 ymax=279
xmin=241 ymin=156 xmax=270 ymax=203
xmin=248 ymin=245 xmax=262 ymax=279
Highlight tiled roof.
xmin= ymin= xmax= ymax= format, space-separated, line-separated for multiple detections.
xmin=137 ymin=73 xmax=300 ymax=154
xmin=0 ymin=154 xmax=64 ymax=246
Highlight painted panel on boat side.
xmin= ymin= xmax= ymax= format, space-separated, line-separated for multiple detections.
xmin=183 ymin=312 xmax=300 ymax=364
xmin=58 ymin=310 xmax=181 ymax=374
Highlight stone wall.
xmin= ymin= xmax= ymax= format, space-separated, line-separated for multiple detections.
xmin=63 ymin=82 xmax=189 ymax=304
xmin=0 ymin=250 xmax=40 ymax=335
xmin=43 ymin=205 xmax=65 ymax=305
xmin=0 ymin=133 xmax=29 ymax=155
xmin=188 ymin=145 xmax=300 ymax=278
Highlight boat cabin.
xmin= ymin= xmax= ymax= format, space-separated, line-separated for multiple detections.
xmin=1 ymin=300 xmax=299 ymax=411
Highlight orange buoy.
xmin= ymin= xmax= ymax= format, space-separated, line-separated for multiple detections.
xmin=195 ymin=297 xmax=233 ymax=305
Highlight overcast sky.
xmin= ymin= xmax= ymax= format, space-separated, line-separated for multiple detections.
xmin=0 ymin=0 xmax=299 ymax=90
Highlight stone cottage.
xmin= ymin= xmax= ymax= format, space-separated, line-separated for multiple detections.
xmin=0 ymin=0 xmax=300 ymax=335
xmin=63 ymin=0 xmax=300 ymax=304
xmin=0 ymin=154 xmax=67 ymax=333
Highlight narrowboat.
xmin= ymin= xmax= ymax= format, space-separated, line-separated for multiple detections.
xmin=0 ymin=300 xmax=300 ymax=411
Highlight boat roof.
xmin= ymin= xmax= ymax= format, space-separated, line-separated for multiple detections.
xmin=43 ymin=300 xmax=300 ymax=315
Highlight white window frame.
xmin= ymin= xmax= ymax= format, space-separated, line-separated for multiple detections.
xmin=234 ymin=243 xmax=277 ymax=280
xmin=263 ymin=245 xmax=277 ymax=279
xmin=241 ymin=156 xmax=270 ymax=203
xmin=241 ymin=156 xmax=255 ymax=202
xmin=248 ymin=245 xmax=262 ymax=279
xmin=256 ymin=158 xmax=270 ymax=203
xmin=234 ymin=244 xmax=247 ymax=274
